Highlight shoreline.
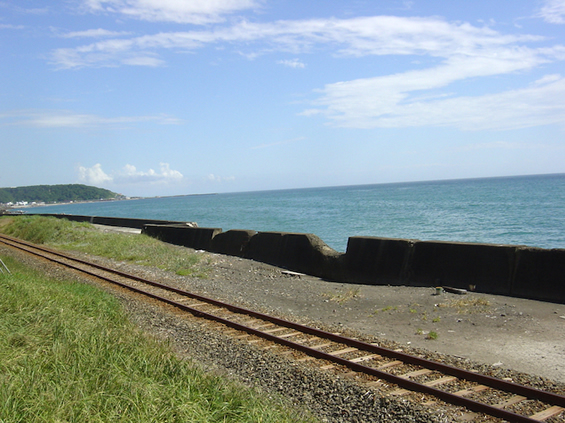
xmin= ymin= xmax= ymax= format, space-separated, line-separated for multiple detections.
xmin=4 ymin=196 xmax=141 ymax=210
xmin=5 ymin=192 xmax=220 ymax=211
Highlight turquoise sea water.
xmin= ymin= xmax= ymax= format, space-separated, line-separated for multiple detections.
xmin=20 ymin=174 xmax=565 ymax=252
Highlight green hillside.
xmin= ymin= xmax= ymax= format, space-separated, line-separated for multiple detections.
xmin=0 ymin=184 xmax=120 ymax=204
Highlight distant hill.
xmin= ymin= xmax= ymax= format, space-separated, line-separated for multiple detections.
xmin=0 ymin=184 xmax=121 ymax=205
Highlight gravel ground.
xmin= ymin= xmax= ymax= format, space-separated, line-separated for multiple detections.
xmin=2 ymin=227 xmax=565 ymax=422
xmin=120 ymin=296 xmax=443 ymax=423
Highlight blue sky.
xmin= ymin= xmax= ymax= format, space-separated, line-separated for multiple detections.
xmin=1 ymin=0 xmax=564 ymax=197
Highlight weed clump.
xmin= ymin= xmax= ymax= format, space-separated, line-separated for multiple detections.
xmin=426 ymin=331 xmax=439 ymax=340
xmin=324 ymin=287 xmax=360 ymax=304
xmin=437 ymin=297 xmax=491 ymax=314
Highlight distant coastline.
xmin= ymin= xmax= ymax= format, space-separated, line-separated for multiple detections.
xmin=5 ymin=196 xmax=140 ymax=210
xmin=5 ymin=192 xmax=220 ymax=212
xmin=0 ymin=184 xmax=121 ymax=209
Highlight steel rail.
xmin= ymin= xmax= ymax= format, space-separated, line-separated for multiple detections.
xmin=1 ymin=234 xmax=563 ymax=422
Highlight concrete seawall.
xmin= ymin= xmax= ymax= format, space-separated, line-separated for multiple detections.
xmin=143 ymin=224 xmax=221 ymax=251
xmin=35 ymin=214 xmax=565 ymax=304
xmin=142 ymin=224 xmax=565 ymax=304
xmin=38 ymin=214 xmax=182 ymax=229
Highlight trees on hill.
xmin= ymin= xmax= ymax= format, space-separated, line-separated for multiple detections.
xmin=0 ymin=184 xmax=120 ymax=204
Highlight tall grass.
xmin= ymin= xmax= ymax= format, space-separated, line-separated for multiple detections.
xmin=0 ymin=216 xmax=207 ymax=277
xmin=0 ymin=255 xmax=313 ymax=422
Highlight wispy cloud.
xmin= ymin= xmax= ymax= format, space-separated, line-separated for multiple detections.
xmin=0 ymin=110 xmax=182 ymax=128
xmin=277 ymin=58 xmax=305 ymax=68
xmin=307 ymin=73 xmax=565 ymax=130
xmin=121 ymin=55 xmax=165 ymax=67
xmin=60 ymin=28 xmax=132 ymax=38
xmin=538 ymin=0 xmax=565 ymax=24
xmin=205 ymin=174 xmax=235 ymax=183
xmin=82 ymin=0 xmax=260 ymax=24
xmin=50 ymin=15 xmax=547 ymax=69
xmin=0 ymin=23 xmax=25 ymax=30
xmin=47 ymin=12 xmax=565 ymax=131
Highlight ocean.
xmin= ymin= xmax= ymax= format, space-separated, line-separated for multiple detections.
xmin=19 ymin=173 xmax=565 ymax=253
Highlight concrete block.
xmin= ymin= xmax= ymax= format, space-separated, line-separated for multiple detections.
xmin=244 ymin=232 xmax=286 ymax=265
xmin=142 ymin=224 xmax=222 ymax=250
xmin=343 ymin=236 xmax=414 ymax=284
xmin=513 ymin=247 xmax=565 ymax=304
xmin=211 ymin=229 xmax=256 ymax=257
xmin=408 ymin=241 xmax=516 ymax=294
xmin=245 ymin=231 xmax=342 ymax=278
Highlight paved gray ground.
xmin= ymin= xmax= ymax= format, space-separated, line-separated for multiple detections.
xmin=90 ymin=225 xmax=565 ymax=384
xmin=201 ymin=253 xmax=565 ymax=384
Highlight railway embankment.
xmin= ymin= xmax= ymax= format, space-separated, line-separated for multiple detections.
xmin=37 ymin=213 xmax=565 ymax=304
xmin=2 ymin=216 xmax=564 ymax=419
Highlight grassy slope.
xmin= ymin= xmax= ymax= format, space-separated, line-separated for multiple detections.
xmin=0 ymin=216 xmax=315 ymax=422
xmin=0 ymin=215 xmax=208 ymax=278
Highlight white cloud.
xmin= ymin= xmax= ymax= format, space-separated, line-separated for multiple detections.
xmin=61 ymin=28 xmax=132 ymax=38
xmin=78 ymin=163 xmax=183 ymax=186
xmin=206 ymin=174 xmax=235 ymax=183
xmin=308 ymin=74 xmax=565 ymax=130
xmin=78 ymin=163 xmax=113 ymax=185
xmin=277 ymin=58 xmax=305 ymax=68
xmin=50 ymin=15 xmax=547 ymax=69
xmin=121 ymin=55 xmax=165 ymax=67
xmin=116 ymin=163 xmax=184 ymax=184
xmin=83 ymin=0 xmax=259 ymax=24
xmin=0 ymin=24 xmax=25 ymax=30
xmin=0 ymin=110 xmax=181 ymax=128
xmin=533 ymin=73 xmax=562 ymax=85
xmin=223 ymin=17 xmax=542 ymax=58
xmin=46 ymin=14 xmax=565 ymax=131
xmin=538 ymin=0 xmax=565 ymax=23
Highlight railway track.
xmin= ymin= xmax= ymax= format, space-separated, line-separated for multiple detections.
xmin=1 ymin=233 xmax=564 ymax=422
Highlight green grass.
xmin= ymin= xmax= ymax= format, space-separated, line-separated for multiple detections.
xmin=0 ymin=216 xmax=210 ymax=278
xmin=426 ymin=331 xmax=439 ymax=340
xmin=0 ymin=255 xmax=314 ymax=423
